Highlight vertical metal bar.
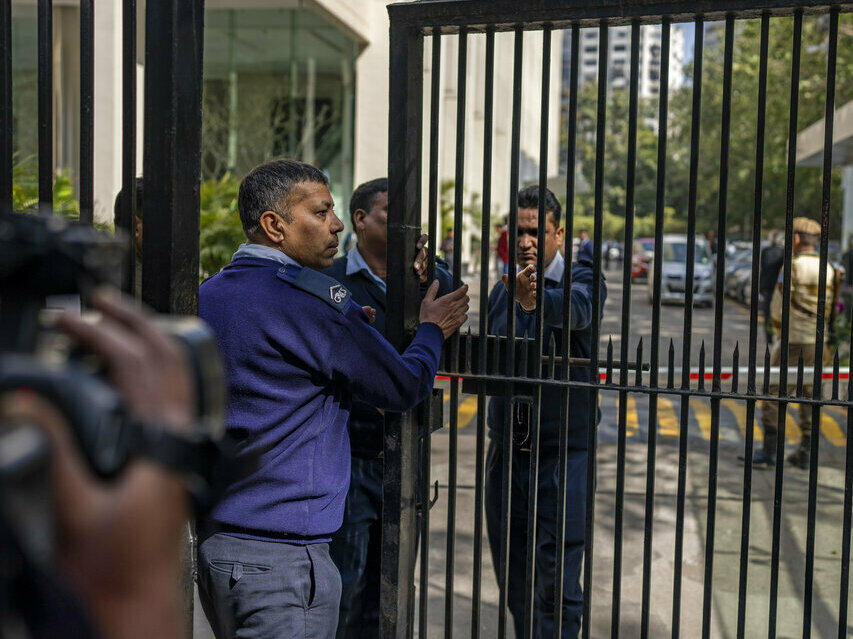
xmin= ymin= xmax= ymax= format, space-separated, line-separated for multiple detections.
xmin=78 ymin=0 xmax=94 ymax=224
xmin=419 ymin=29 xmax=441 ymax=638
xmin=611 ymin=21 xmax=640 ymax=639
xmin=639 ymin=18 xmax=669 ymax=639
xmin=840 ymin=365 xmax=853 ymax=639
xmin=498 ymin=27 xmax=523 ymax=639
xmin=445 ymin=377 xmax=460 ymax=638
xmin=672 ymin=18 xmax=703 ymax=638
xmin=383 ymin=14 xmax=424 ymax=638
xmin=37 ymin=0 xmax=52 ymax=214
xmin=444 ymin=29 xmax=467 ymax=639
xmin=736 ymin=14 xmax=769 ymax=639
xmin=142 ymin=3 xmax=205 ymax=634
xmin=554 ymin=23 xmax=579 ymax=637
xmin=427 ymin=29 xmax=442 ymax=285
xmin=418 ymin=407 xmax=431 ymax=639
xmin=523 ymin=391 xmax=542 ymax=639
xmin=0 ymin=0 xmax=11 ymax=216
xmin=701 ymin=16 xmax=734 ymax=639
xmin=471 ymin=27 xmax=494 ymax=639
xmin=581 ymin=21 xmax=608 ymax=639
xmin=118 ymin=0 xmax=138 ymax=295
xmin=522 ymin=25 xmax=551 ymax=639
xmin=768 ymin=13 xmax=802 ymax=637
xmin=803 ymin=9 xmax=838 ymax=638
xmin=142 ymin=0 xmax=204 ymax=315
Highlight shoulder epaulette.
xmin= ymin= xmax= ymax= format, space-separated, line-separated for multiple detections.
xmin=277 ymin=264 xmax=352 ymax=313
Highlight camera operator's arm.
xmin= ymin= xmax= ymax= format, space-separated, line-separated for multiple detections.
xmin=1 ymin=290 xmax=194 ymax=639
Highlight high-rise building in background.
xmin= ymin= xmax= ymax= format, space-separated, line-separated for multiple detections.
xmin=558 ymin=25 xmax=686 ymax=175
xmin=567 ymin=24 xmax=686 ymax=99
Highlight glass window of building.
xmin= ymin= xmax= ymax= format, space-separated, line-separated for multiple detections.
xmin=203 ymin=8 xmax=358 ymax=212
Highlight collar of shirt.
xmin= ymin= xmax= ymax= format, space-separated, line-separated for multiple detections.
xmin=346 ymin=246 xmax=386 ymax=293
xmin=515 ymin=251 xmax=565 ymax=284
xmin=232 ymin=243 xmax=300 ymax=268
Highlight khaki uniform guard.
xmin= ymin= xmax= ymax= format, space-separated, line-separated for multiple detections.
xmin=752 ymin=217 xmax=836 ymax=469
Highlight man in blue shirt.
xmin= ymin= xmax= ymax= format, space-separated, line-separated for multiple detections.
xmin=485 ymin=185 xmax=605 ymax=638
xmin=324 ymin=178 xmax=453 ymax=638
xmin=196 ymin=159 xmax=469 ymax=638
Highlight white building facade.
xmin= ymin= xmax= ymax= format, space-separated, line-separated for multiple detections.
xmin=9 ymin=0 xmax=563 ymax=271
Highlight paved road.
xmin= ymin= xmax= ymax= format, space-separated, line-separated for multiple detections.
xmin=421 ymin=266 xmax=851 ymax=638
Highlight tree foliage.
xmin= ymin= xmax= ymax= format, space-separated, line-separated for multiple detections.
xmin=667 ymin=16 xmax=852 ymax=239
xmin=562 ymin=16 xmax=852 ymax=241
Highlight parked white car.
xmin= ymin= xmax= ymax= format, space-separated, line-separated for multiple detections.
xmin=648 ymin=235 xmax=715 ymax=307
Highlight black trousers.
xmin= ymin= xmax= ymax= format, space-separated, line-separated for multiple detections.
xmin=329 ymin=456 xmax=382 ymax=639
xmin=484 ymin=440 xmax=588 ymax=639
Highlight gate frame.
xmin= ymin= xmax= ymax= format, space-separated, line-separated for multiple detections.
xmin=383 ymin=1 xmax=850 ymax=637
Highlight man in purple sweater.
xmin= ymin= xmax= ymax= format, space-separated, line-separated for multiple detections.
xmin=197 ymin=159 xmax=468 ymax=638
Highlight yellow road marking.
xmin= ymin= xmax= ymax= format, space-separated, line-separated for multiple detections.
xmin=818 ymin=411 xmax=846 ymax=447
xmin=783 ymin=406 xmax=803 ymax=444
xmin=458 ymin=396 xmax=479 ymax=429
xmin=693 ymin=399 xmax=712 ymax=441
xmin=657 ymin=396 xmax=680 ymax=438
xmin=445 ymin=395 xmax=480 ymax=429
xmin=626 ymin=396 xmax=639 ymax=438
xmin=721 ymin=399 xmax=763 ymax=443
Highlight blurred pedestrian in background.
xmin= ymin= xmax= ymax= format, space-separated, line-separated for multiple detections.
xmin=759 ymin=230 xmax=785 ymax=343
xmin=747 ymin=217 xmax=835 ymax=470
xmin=494 ymin=219 xmax=509 ymax=279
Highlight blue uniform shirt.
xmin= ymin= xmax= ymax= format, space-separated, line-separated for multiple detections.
xmin=199 ymin=251 xmax=444 ymax=542
xmin=486 ymin=242 xmax=606 ymax=452
xmin=324 ymin=248 xmax=454 ymax=458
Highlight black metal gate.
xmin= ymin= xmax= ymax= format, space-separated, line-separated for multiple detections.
xmin=0 ymin=0 xmax=203 ymax=312
xmin=383 ymin=1 xmax=852 ymax=637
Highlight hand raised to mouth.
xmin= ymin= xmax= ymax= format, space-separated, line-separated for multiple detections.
xmin=502 ymin=264 xmax=537 ymax=312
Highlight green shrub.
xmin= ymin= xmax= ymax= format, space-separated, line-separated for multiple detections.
xmin=12 ymin=155 xmax=79 ymax=218
xmin=199 ymin=173 xmax=244 ymax=279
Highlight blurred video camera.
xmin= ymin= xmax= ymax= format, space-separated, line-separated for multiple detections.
xmin=0 ymin=211 xmax=229 ymax=571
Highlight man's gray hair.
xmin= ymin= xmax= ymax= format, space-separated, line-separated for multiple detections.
xmin=238 ymin=159 xmax=328 ymax=238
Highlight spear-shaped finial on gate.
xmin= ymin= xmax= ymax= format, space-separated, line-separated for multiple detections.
xmin=731 ymin=342 xmax=739 ymax=394
xmin=491 ymin=334 xmax=501 ymax=375
xmin=667 ymin=339 xmax=675 ymax=389
xmin=832 ymin=348 xmax=840 ymax=400
xmin=698 ymin=340 xmax=706 ymax=391
xmin=635 ymin=337 xmax=644 ymax=387
xmin=548 ymin=334 xmax=557 ymax=380
xmin=796 ymin=350 xmax=805 ymax=397
xmin=763 ymin=343 xmax=772 ymax=395
xmin=606 ymin=336 xmax=614 ymax=385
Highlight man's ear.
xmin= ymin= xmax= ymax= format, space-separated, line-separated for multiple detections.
xmin=258 ymin=210 xmax=286 ymax=244
xmin=353 ymin=209 xmax=367 ymax=233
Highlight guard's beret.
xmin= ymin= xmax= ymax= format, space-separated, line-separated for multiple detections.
xmin=793 ymin=217 xmax=821 ymax=236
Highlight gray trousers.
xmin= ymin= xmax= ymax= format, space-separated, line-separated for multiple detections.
xmin=197 ymin=533 xmax=341 ymax=638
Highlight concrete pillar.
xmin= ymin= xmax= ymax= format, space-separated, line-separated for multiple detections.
xmin=92 ymin=0 xmax=121 ymax=224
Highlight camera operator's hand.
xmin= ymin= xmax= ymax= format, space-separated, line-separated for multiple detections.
xmin=0 ymin=289 xmax=194 ymax=639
